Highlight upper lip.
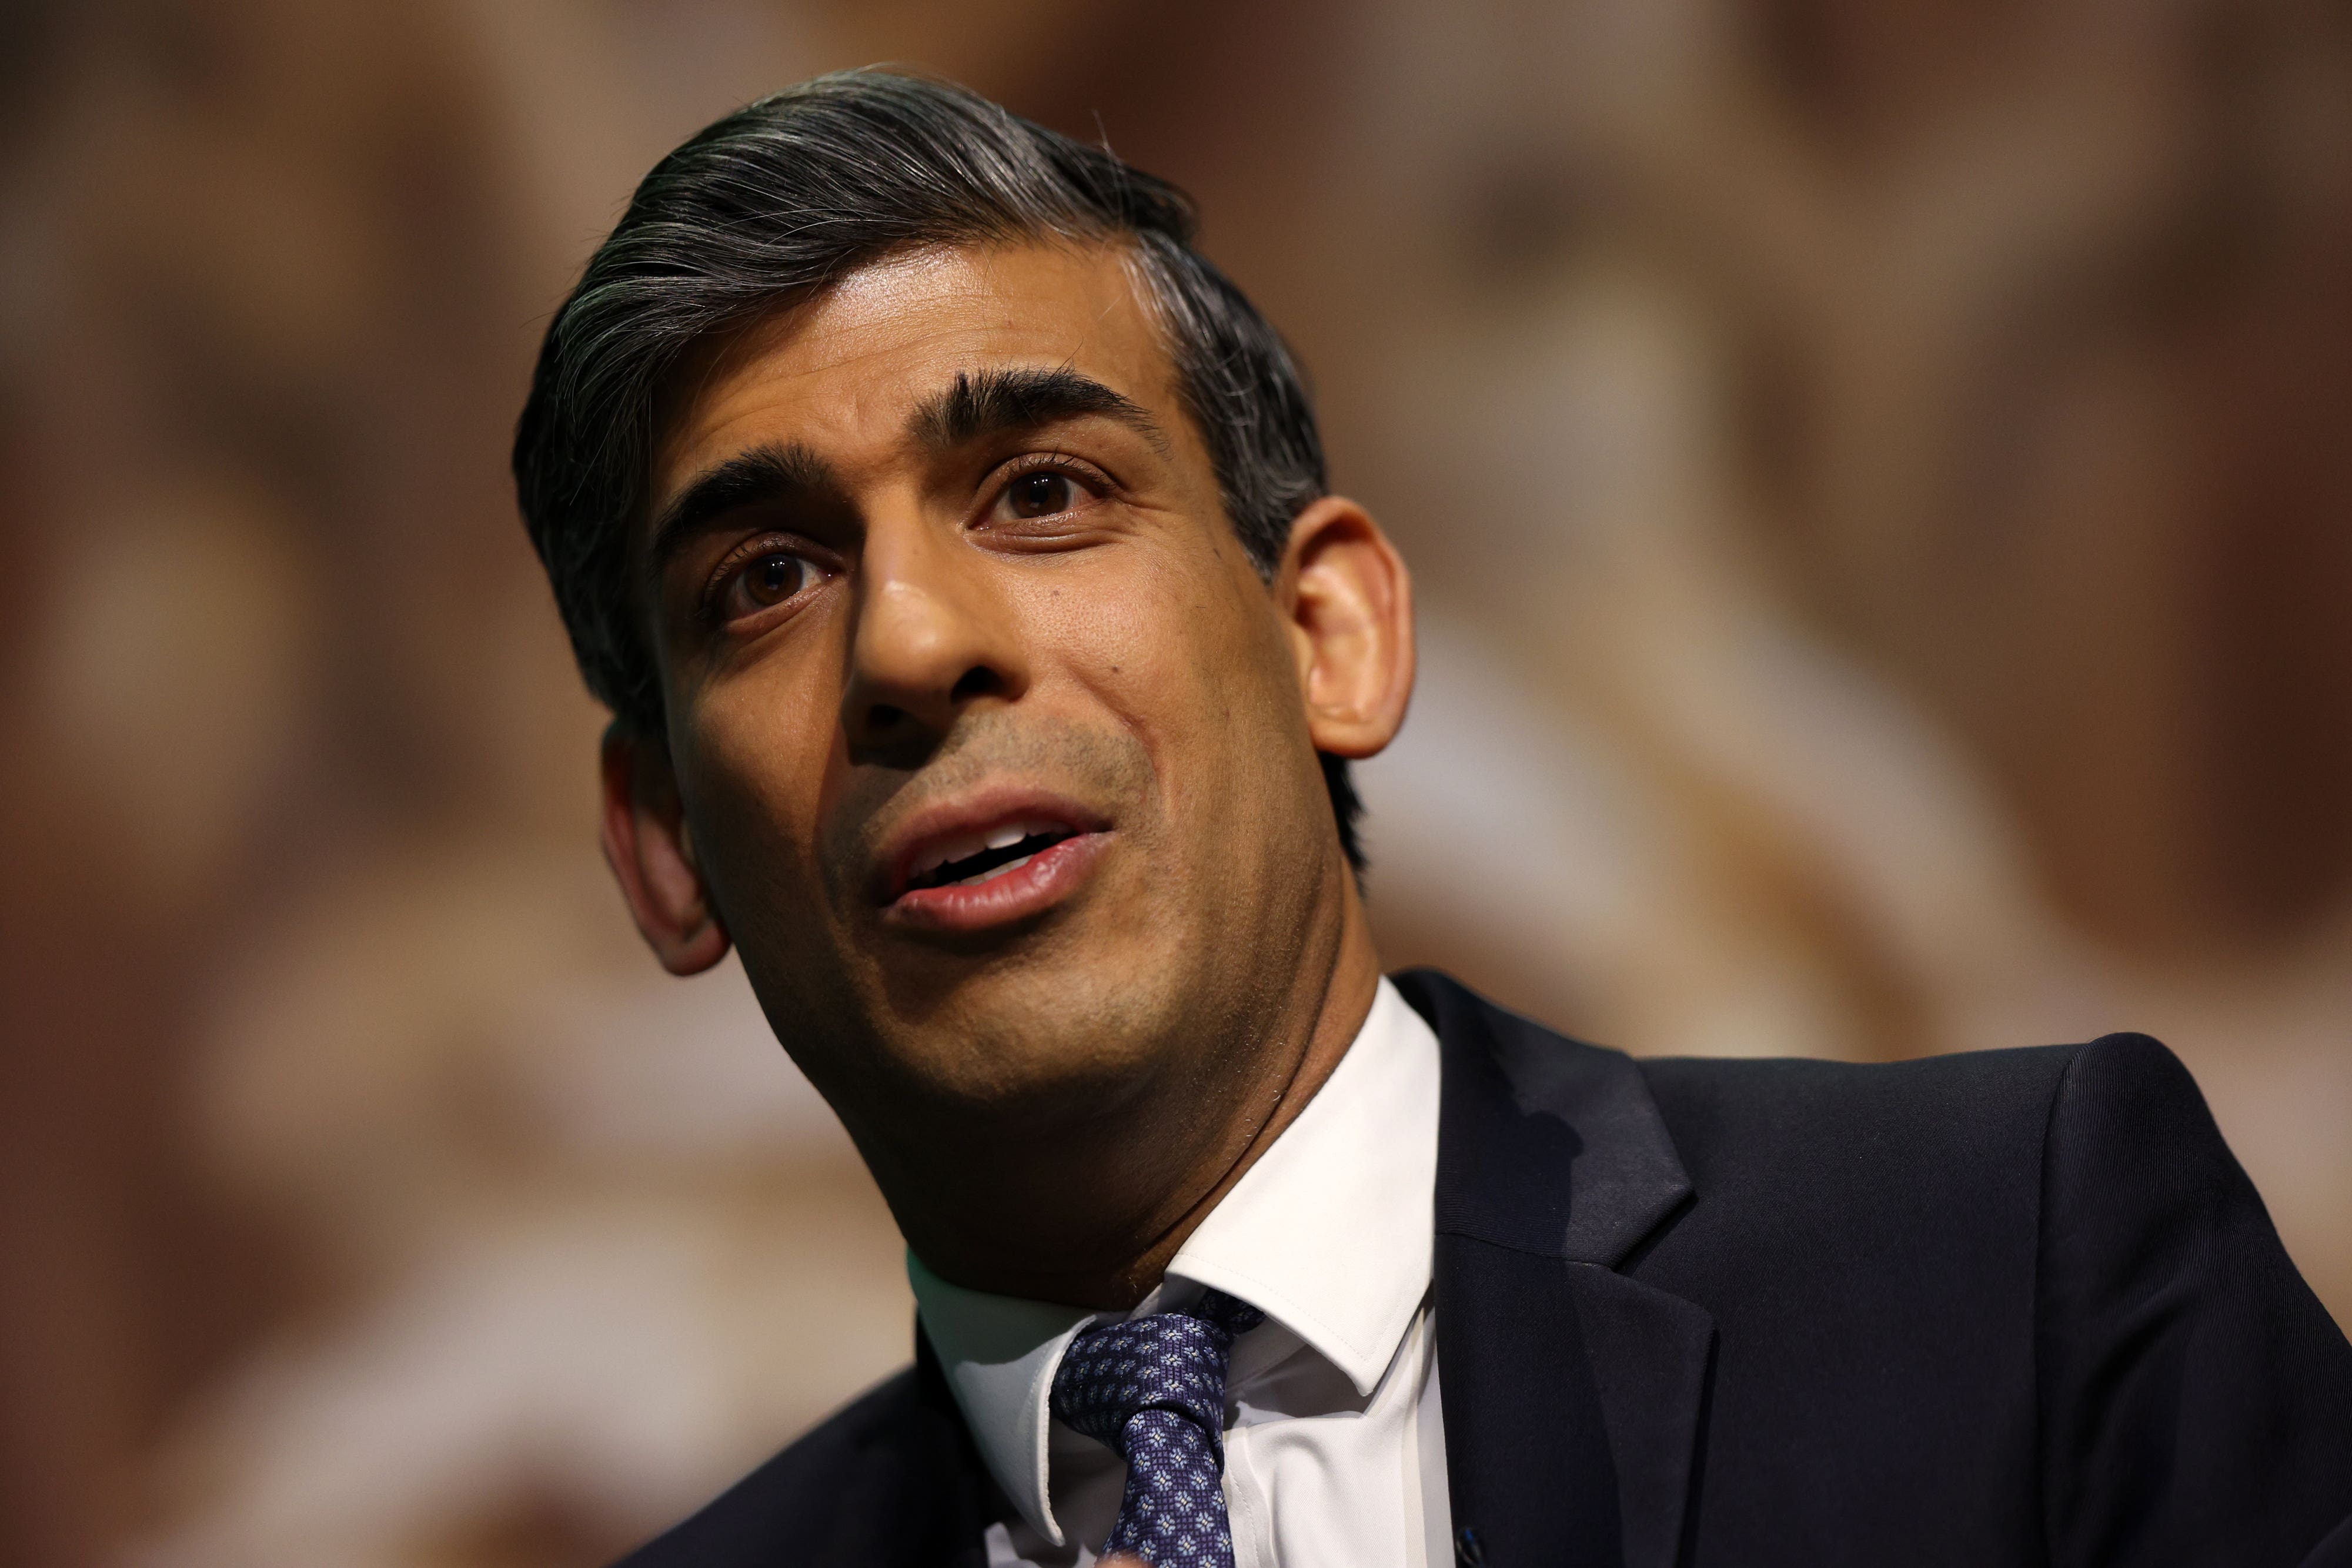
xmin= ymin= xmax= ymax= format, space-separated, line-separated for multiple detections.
xmin=874 ymin=786 xmax=1109 ymax=902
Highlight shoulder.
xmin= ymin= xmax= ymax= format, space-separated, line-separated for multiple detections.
xmin=1637 ymin=1035 xmax=2082 ymax=1168
xmin=1635 ymin=1029 xmax=2203 ymax=1200
xmin=1625 ymin=1034 xmax=2207 ymax=1311
xmin=1634 ymin=1033 xmax=2200 ymax=1236
xmin=1619 ymin=1037 xmax=2175 ymax=1443
xmin=613 ymin=1365 xmax=984 ymax=1568
xmin=1638 ymin=1031 xmax=2101 ymax=1123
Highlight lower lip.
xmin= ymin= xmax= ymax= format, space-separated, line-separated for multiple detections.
xmin=887 ymin=832 xmax=1110 ymax=933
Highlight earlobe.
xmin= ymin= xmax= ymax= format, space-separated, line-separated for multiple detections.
xmin=599 ymin=723 xmax=733 ymax=976
xmin=1280 ymin=497 xmax=1416 ymax=760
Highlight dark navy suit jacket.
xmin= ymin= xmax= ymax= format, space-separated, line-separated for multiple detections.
xmin=618 ymin=970 xmax=2352 ymax=1567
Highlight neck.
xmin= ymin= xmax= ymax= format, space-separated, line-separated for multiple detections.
xmin=876 ymin=878 xmax=1385 ymax=1310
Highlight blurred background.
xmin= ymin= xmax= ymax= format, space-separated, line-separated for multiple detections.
xmin=2 ymin=1 xmax=2348 ymax=1563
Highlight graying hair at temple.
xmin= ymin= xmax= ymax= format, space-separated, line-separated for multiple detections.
xmin=509 ymin=68 xmax=1369 ymax=863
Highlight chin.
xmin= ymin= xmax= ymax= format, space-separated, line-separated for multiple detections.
xmin=876 ymin=945 xmax=1200 ymax=1116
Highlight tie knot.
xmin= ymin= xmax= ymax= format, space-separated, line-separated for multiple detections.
xmin=1049 ymin=1289 xmax=1262 ymax=1458
xmin=1050 ymin=1290 xmax=1262 ymax=1567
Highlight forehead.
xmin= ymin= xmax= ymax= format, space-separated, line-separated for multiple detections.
xmin=653 ymin=240 xmax=1179 ymax=489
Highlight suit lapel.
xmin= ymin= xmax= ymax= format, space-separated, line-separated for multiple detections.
xmin=1397 ymin=970 xmax=1716 ymax=1568
xmin=1432 ymin=1231 xmax=1623 ymax=1568
xmin=1560 ymin=1266 xmax=1716 ymax=1568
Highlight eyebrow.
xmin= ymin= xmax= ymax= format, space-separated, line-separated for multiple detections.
xmin=647 ymin=441 xmax=837 ymax=576
xmin=909 ymin=366 xmax=1170 ymax=454
xmin=646 ymin=367 xmax=1165 ymax=575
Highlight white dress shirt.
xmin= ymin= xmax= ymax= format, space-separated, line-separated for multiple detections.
xmin=909 ymin=978 xmax=1452 ymax=1568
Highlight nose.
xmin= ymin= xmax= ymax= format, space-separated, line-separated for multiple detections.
xmin=840 ymin=507 xmax=1027 ymax=766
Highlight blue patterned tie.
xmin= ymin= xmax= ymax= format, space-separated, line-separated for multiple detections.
xmin=1049 ymin=1288 xmax=1265 ymax=1567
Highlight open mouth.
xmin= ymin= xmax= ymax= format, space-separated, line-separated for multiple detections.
xmin=903 ymin=821 xmax=1078 ymax=892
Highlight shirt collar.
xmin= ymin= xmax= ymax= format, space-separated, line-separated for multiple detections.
xmin=908 ymin=975 xmax=1442 ymax=1546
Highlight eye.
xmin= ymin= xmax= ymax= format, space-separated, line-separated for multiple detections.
xmin=709 ymin=542 xmax=827 ymax=626
xmin=1003 ymin=470 xmax=1081 ymax=519
xmin=741 ymin=550 xmax=809 ymax=607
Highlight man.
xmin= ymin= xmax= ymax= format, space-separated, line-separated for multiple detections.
xmin=512 ymin=69 xmax=2352 ymax=1568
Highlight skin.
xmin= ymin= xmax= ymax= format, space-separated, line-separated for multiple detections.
xmin=600 ymin=238 xmax=1416 ymax=1309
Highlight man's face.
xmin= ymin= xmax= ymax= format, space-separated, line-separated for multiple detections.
xmin=634 ymin=241 xmax=1347 ymax=1144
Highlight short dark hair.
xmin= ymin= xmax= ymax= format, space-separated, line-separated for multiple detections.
xmin=513 ymin=68 xmax=1363 ymax=870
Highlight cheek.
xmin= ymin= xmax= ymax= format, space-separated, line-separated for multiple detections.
xmin=1027 ymin=544 xmax=1302 ymax=828
xmin=673 ymin=674 xmax=840 ymax=917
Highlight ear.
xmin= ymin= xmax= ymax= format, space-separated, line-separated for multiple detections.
xmin=599 ymin=722 xmax=732 ymax=975
xmin=1278 ymin=496 xmax=1416 ymax=759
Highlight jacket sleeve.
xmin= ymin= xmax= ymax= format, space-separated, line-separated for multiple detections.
xmin=2037 ymin=1032 xmax=2352 ymax=1568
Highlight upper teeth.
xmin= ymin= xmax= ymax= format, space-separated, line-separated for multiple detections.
xmin=910 ymin=820 xmax=1066 ymax=881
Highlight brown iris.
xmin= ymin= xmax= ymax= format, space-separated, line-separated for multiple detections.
xmin=1006 ymin=472 xmax=1077 ymax=517
xmin=743 ymin=551 xmax=807 ymax=607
